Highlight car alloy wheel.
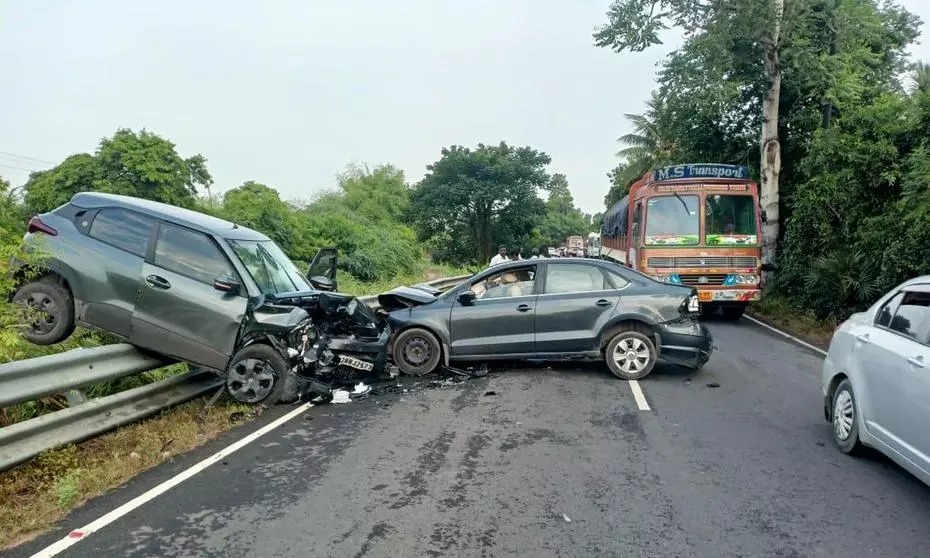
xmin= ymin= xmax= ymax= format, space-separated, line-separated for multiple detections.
xmin=833 ymin=388 xmax=854 ymax=441
xmin=605 ymin=328 xmax=658 ymax=380
xmin=226 ymin=358 xmax=276 ymax=404
xmin=613 ymin=337 xmax=651 ymax=375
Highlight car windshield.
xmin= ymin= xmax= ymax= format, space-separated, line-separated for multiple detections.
xmin=228 ymin=239 xmax=312 ymax=294
xmin=645 ymin=195 xmax=699 ymax=245
xmin=705 ymin=194 xmax=758 ymax=245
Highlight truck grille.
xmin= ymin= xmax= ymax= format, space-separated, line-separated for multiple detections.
xmin=647 ymin=256 xmax=757 ymax=268
xmin=679 ymin=274 xmax=728 ymax=286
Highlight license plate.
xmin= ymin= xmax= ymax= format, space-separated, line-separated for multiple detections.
xmin=339 ymin=355 xmax=374 ymax=371
xmin=698 ymin=291 xmax=713 ymax=302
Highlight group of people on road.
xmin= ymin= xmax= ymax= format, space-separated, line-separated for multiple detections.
xmin=488 ymin=245 xmax=545 ymax=266
xmin=487 ymin=245 xmax=580 ymax=267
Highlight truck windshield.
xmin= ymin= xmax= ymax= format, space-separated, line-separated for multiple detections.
xmin=645 ymin=195 xmax=699 ymax=245
xmin=705 ymin=194 xmax=757 ymax=245
xmin=228 ymin=240 xmax=312 ymax=294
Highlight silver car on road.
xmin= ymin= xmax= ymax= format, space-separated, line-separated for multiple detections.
xmin=822 ymin=276 xmax=930 ymax=486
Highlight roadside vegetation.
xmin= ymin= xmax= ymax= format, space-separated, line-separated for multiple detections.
xmin=595 ymin=0 xmax=930 ymax=331
xmin=0 ymin=127 xmax=597 ymax=547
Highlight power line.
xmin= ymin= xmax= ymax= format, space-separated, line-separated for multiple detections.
xmin=0 ymin=162 xmax=44 ymax=173
xmin=0 ymin=151 xmax=56 ymax=166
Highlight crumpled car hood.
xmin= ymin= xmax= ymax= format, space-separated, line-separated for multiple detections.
xmin=377 ymin=284 xmax=442 ymax=311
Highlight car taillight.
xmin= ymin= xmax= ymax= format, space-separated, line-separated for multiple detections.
xmin=27 ymin=216 xmax=58 ymax=236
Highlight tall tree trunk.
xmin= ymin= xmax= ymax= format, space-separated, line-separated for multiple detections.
xmin=760 ymin=0 xmax=784 ymax=287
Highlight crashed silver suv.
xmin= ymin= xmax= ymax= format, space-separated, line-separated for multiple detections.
xmin=12 ymin=192 xmax=390 ymax=404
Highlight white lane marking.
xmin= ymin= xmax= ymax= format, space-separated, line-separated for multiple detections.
xmin=31 ymin=402 xmax=314 ymax=558
xmin=628 ymin=380 xmax=651 ymax=411
xmin=743 ymin=314 xmax=828 ymax=357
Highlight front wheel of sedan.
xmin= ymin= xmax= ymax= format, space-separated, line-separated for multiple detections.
xmin=605 ymin=329 xmax=657 ymax=380
xmin=225 ymin=344 xmax=289 ymax=406
xmin=832 ymin=379 xmax=864 ymax=455
xmin=392 ymin=328 xmax=441 ymax=376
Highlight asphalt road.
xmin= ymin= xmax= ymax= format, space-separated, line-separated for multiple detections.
xmin=14 ymin=319 xmax=930 ymax=558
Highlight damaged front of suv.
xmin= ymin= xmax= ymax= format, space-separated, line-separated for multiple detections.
xmin=222 ymin=240 xmax=391 ymax=405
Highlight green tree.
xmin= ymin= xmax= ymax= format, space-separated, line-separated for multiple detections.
xmin=338 ymin=163 xmax=410 ymax=222
xmin=22 ymin=129 xmax=212 ymax=214
xmin=410 ymin=142 xmax=550 ymax=265
xmin=221 ymin=181 xmax=298 ymax=254
xmin=23 ymin=154 xmax=98 ymax=215
xmin=94 ymin=129 xmax=212 ymax=207
xmin=534 ymin=173 xmax=591 ymax=249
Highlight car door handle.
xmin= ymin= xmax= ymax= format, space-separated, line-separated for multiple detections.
xmin=145 ymin=274 xmax=171 ymax=289
xmin=856 ymin=333 xmax=870 ymax=344
xmin=907 ymin=355 xmax=925 ymax=368
xmin=595 ymin=299 xmax=612 ymax=307
xmin=516 ymin=304 xmax=532 ymax=312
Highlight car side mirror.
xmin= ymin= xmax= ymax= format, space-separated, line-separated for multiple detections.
xmin=458 ymin=290 xmax=477 ymax=305
xmin=213 ymin=274 xmax=241 ymax=294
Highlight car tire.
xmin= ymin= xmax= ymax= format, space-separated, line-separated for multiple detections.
xmin=831 ymin=379 xmax=864 ymax=455
xmin=720 ymin=305 xmax=745 ymax=321
xmin=225 ymin=344 xmax=290 ymax=405
xmin=605 ymin=328 xmax=658 ymax=380
xmin=392 ymin=328 xmax=441 ymax=376
xmin=12 ymin=277 xmax=76 ymax=345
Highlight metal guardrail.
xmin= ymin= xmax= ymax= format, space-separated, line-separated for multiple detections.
xmin=0 ymin=274 xmax=470 ymax=471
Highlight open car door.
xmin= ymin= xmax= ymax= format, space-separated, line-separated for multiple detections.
xmin=306 ymin=247 xmax=338 ymax=291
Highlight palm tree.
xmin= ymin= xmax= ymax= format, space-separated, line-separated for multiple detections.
xmin=910 ymin=61 xmax=930 ymax=94
xmin=610 ymin=92 xmax=677 ymax=197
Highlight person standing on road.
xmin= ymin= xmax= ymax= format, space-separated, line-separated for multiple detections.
xmin=530 ymin=248 xmax=540 ymax=259
xmin=489 ymin=246 xmax=510 ymax=267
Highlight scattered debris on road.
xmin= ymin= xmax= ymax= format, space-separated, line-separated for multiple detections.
xmin=706 ymin=382 xmax=720 ymax=388
xmin=484 ymin=391 xmax=497 ymax=396
xmin=562 ymin=513 xmax=573 ymax=522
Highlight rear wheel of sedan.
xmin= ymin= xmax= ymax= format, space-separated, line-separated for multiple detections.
xmin=832 ymin=379 xmax=864 ymax=455
xmin=225 ymin=344 xmax=290 ymax=405
xmin=12 ymin=277 xmax=75 ymax=345
xmin=605 ymin=329 xmax=657 ymax=380
xmin=393 ymin=328 xmax=441 ymax=376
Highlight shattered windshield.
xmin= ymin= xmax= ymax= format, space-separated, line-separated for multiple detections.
xmin=705 ymin=194 xmax=758 ymax=245
xmin=645 ymin=195 xmax=699 ymax=245
xmin=228 ymin=240 xmax=312 ymax=294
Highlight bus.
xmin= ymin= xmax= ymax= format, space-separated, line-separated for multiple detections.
xmin=599 ymin=163 xmax=763 ymax=320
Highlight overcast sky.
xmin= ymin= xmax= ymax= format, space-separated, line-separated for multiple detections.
xmin=1 ymin=1 xmax=928 ymax=214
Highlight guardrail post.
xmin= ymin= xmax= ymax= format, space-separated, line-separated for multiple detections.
xmin=64 ymin=389 xmax=88 ymax=406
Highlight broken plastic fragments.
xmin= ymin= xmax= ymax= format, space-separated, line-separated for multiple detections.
xmin=331 ymin=390 xmax=351 ymax=404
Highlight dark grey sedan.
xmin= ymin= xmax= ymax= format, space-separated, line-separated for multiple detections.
xmin=378 ymin=258 xmax=713 ymax=380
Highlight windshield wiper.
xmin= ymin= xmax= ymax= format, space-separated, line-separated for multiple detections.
xmin=673 ymin=192 xmax=690 ymax=214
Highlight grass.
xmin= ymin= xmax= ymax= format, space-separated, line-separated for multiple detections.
xmin=0 ymin=397 xmax=254 ymax=549
xmin=337 ymin=261 xmax=474 ymax=296
xmin=749 ymin=294 xmax=838 ymax=349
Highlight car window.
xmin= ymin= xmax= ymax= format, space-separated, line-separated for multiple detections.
xmin=875 ymin=292 xmax=904 ymax=328
xmin=88 ymin=209 xmax=155 ymax=257
xmin=604 ymin=268 xmax=631 ymax=289
xmin=153 ymin=223 xmax=234 ymax=285
xmin=888 ymin=291 xmax=930 ymax=340
xmin=470 ymin=267 xmax=536 ymax=300
xmin=545 ymin=264 xmax=613 ymax=294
